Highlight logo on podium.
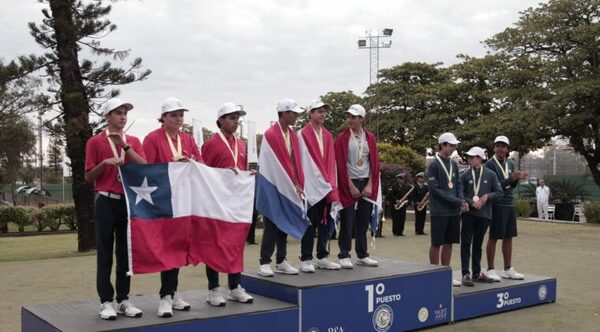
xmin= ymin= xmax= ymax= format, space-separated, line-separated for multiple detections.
xmin=372 ymin=304 xmax=394 ymax=332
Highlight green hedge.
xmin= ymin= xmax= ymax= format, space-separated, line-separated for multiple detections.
xmin=0 ymin=204 xmax=76 ymax=232
xmin=0 ymin=206 xmax=35 ymax=232
xmin=515 ymin=199 xmax=533 ymax=218
xmin=583 ymin=201 xmax=600 ymax=224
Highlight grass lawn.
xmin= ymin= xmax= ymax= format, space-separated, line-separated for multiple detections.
xmin=1 ymin=218 xmax=599 ymax=331
xmin=0 ymin=233 xmax=92 ymax=262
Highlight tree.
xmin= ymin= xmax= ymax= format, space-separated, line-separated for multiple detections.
xmin=0 ymin=116 xmax=36 ymax=205
xmin=365 ymin=62 xmax=449 ymax=153
xmin=23 ymin=0 xmax=151 ymax=251
xmin=294 ymin=91 xmax=363 ymax=135
xmin=485 ymin=0 xmax=600 ymax=188
xmin=446 ymin=54 xmax=553 ymax=158
xmin=377 ymin=143 xmax=425 ymax=173
xmin=47 ymin=136 xmax=63 ymax=173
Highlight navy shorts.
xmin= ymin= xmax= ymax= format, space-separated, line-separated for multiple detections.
xmin=489 ymin=205 xmax=518 ymax=240
xmin=430 ymin=215 xmax=460 ymax=246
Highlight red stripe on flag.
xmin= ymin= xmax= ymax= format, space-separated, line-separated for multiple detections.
xmin=130 ymin=217 xmax=191 ymax=274
xmin=130 ymin=216 xmax=249 ymax=274
xmin=188 ymin=216 xmax=250 ymax=274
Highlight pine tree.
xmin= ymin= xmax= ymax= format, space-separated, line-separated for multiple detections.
xmin=22 ymin=0 xmax=151 ymax=251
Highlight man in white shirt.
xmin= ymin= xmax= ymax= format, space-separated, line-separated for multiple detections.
xmin=536 ymin=179 xmax=551 ymax=220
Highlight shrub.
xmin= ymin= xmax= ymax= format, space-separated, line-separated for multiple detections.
xmin=43 ymin=204 xmax=77 ymax=231
xmin=0 ymin=206 xmax=34 ymax=232
xmin=515 ymin=199 xmax=533 ymax=218
xmin=31 ymin=208 xmax=48 ymax=232
xmin=378 ymin=143 xmax=425 ymax=173
xmin=583 ymin=201 xmax=600 ymax=224
xmin=547 ymin=178 xmax=588 ymax=203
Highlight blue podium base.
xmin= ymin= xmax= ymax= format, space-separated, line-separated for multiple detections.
xmin=241 ymin=258 xmax=453 ymax=332
xmin=21 ymin=289 xmax=298 ymax=332
xmin=452 ymin=270 xmax=557 ymax=322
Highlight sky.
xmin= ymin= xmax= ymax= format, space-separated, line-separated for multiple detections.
xmin=0 ymin=0 xmax=545 ymax=140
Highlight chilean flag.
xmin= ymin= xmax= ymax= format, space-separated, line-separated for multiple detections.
xmin=255 ymin=123 xmax=308 ymax=240
xmin=119 ymin=161 xmax=254 ymax=274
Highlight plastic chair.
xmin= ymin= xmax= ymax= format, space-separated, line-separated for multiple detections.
xmin=572 ymin=204 xmax=585 ymax=222
xmin=547 ymin=204 xmax=555 ymax=220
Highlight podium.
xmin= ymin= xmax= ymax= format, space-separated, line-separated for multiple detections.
xmin=452 ymin=271 xmax=557 ymax=321
xmin=241 ymin=258 xmax=453 ymax=332
xmin=21 ymin=289 xmax=298 ymax=332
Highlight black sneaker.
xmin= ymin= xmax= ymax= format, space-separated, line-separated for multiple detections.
xmin=462 ymin=275 xmax=475 ymax=287
xmin=474 ymin=273 xmax=495 ymax=283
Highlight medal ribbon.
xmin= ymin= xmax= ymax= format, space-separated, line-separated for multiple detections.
xmin=278 ymin=122 xmax=292 ymax=155
xmin=217 ymin=131 xmax=239 ymax=168
xmin=435 ymin=153 xmax=453 ymax=186
xmin=492 ymin=155 xmax=509 ymax=179
xmin=312 ymin=124 xmax=324 ymax=157
xmin=351 ymin=128 xmax=365 ymax=165
xmin=472 ymin=167 xmax=483 ymax=197
xmin=106 ymin=130 xmax=126 ymax=160
xmin=164 ymin=129 xmax=182 ymax=160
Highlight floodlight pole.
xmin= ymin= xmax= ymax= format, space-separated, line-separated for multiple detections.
xmin=358 ymin=28 xmax=393 ymax=139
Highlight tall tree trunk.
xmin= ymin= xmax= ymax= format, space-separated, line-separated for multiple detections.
xmin=49 ymin=0 xmax=95 ymax=251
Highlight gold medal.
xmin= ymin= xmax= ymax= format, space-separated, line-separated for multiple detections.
xmin=448 ymin=182 xmax=453 ymax=189
xmin=357 ymin=159 xmax=364 ymax=166
xmin=473 ymin=195 xmax=480 ymax=202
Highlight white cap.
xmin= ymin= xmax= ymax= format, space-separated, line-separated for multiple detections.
xmin=308 ymin=99 xmax=331 ymax=112
xmin=101 ymin=97 xmax=133 ymax=116
xmin=438 ymin=132 xmax=460 ymax=145
xmin=345 ymin=104 xmax=366 ymax=117
xmin=276 ymin=99 xmax=304 ymax=113
xmin=494 ymin=135 xmax=510 ymax=146
xmin=466 ymin=146 xmax=486 ymax=159
xmin=217 ymin=102 xmax=246 ymax=118
xmin=160 ymin=97 xmax=189 ymax=117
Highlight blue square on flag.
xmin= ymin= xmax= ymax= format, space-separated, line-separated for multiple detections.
xmin=120 ymin=163 xmax=173 ymax=219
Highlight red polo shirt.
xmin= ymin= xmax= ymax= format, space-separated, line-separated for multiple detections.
xmin=201 ymin=133 xmax=247 ymax=170
xmin=143 ymin=127 xmax=202 ymax=163
xmin=85 ymin=131 xmax=146 ymax=194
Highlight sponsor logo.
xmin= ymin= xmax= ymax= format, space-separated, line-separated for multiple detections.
xmin=434 ymin=303 xmax=448 ymax=320
xmin=327 ymin=327 xmax=346 ymax=332
xmin=538 ymin=285 xmax=547 ymax=301
xmin=372 ymin=305 xmax=394 ymax=332
xmin=418 ymin=307 xmax=429 ymax=323
xmin=496 ymin=291 xmax=522 ymax=309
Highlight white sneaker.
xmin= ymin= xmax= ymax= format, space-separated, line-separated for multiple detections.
xmin=356 ymin=257 xmax=379 ymax=267
xmin=501 ymin=267 xmax=525 ymax=280
xmin=486 ymin=269 xmax=502 ymax=282
xmin=114 ymin=300 xmax=142 ymax=318
xmin=207 ymin=288 xmax=226 ymax=307
xmin=452 ymin=279 xmax=462 ymax=287
xmin=227 ymin=285 xmax=254 ymax=303
xmin=99 ymin=301 xmax=117 ymax=320
xmin=301 ymin=260 xmax=315 ymax=273
xmin=275 ymin=260 xmax=299 ymax=275
xmin=258 ymin=264 xmax=274 ymax=277
xmin=338 ymin=258 xmax=354 ymax=269
xmin=157 ymin=295 xmax=173 ymax=318
xmin=172 ymin=292 xmax=191 ymax=311
xmin=315 ymin=258 xmax=341 ymax=270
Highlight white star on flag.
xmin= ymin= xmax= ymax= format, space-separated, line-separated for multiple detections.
xmin=129 ymin=177 xmax=158 ymax=205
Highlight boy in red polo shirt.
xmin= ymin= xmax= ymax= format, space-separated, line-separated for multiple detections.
xmin=142 ymin=97 xmax=200 ymax=318
xmin=85 ymin=98 xmax=147 ymax=320
xmin=201 ymin=102 xmax=254 ymax=306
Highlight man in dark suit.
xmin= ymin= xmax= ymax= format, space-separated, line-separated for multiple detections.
xmin=387 ymin=173 xmax=413 ymax=236
xmin=412 ymin=172 xmax=429 ymax=235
